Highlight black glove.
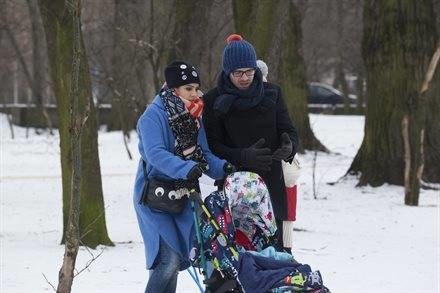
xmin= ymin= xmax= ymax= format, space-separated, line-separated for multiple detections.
xmin=273 ymin=132 xmax=293 ymax=161
xmin=187 ymin=163 xmax=207 ymax=181
xmin=241 ymin=138 xmax=272 ymax=171
xmin=223 ymin=162 xmax=237 ymax=175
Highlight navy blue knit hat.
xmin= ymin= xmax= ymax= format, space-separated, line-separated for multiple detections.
xmin=222 ymin=34 xmax=257 ymax=75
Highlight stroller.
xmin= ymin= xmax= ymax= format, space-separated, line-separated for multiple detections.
xmin=189 ymin=171 xmax=330 ymax=293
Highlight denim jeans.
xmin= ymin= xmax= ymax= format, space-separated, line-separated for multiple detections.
xmin=145 ymin=237 xmax=181 ymax=293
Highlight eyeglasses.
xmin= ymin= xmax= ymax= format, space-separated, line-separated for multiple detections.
xmin=231 ymin=69 xmax=256 ymax=78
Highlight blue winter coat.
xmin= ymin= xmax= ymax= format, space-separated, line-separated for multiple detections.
xmin=133 ymin=95 xmax=226 ymax=270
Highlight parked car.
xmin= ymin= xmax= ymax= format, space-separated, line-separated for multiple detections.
xmin=307 ymin=82 xmax=356 ymax=105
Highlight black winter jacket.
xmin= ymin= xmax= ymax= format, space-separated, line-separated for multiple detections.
xmin=202 ymin=82 xmax=299 ymax=219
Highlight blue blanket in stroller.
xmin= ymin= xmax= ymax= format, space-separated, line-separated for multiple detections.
xmin=238 ymin=252 xmax=327 ymax=293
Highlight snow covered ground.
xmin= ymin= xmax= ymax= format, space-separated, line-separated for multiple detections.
xmin=1 ymin=113 xmax=439 ymax=293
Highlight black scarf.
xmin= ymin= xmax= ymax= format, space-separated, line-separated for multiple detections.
xmin=213 ymin=68 xmax=264 ymax=114
xmin=160 ymin=89 xmax=207 ymax=166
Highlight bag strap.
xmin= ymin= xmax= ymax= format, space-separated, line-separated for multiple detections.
xmin=138 ymin=159 xmax=149 ymax=205
xmin=142 ymin=159 xmax=148 ymax=181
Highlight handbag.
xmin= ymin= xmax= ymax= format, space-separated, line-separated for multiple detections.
xmin=140 ymin=160 xmax=189 ymax=214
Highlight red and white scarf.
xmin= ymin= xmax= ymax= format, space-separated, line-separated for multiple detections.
xmin=180 ymin=97 xmax=204 ymax=119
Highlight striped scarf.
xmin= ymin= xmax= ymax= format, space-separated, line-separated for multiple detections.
xmin=183 ymin=97 xmax=204 ymax=119
xmin=160 ymin=89 xmax=207 ymax=165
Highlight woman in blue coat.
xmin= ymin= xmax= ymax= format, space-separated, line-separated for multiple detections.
xmin=133 ymin=61 xmax=234 ymax=293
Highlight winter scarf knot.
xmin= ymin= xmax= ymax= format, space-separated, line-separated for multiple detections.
xmin=214 ymin=69 xmax=264 ymax=114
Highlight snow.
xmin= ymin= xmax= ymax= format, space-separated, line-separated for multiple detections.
xmin=1 ymin=113 xmax=439 ymax=293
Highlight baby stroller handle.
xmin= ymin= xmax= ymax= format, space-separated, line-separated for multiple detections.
xmin=189 ymin=189 xmax=204 ymax=205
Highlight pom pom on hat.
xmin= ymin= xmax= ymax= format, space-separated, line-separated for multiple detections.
xmin=222 ymin=34 xmax=257 ymax=75
xmin=226 ymin=34 xmax=243 ymax=44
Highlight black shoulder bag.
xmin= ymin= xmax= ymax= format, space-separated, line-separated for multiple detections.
xmin=140 ymin=160 xmax=189 ymax=214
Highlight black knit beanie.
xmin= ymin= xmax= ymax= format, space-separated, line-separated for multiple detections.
xmin=164 ymin=61 xmax=200 ymax=88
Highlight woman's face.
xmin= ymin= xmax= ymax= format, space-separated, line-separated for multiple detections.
xmin=173 ymin=83 xmax=200 ymax=102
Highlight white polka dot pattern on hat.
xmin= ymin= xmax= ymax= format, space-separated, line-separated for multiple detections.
xmin=165 ymin=61 xmax=200 ymax=87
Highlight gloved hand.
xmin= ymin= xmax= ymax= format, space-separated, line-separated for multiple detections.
xmin=241 ymin=138 xmax=272 ymax=172
xmin=187 ymin=163 xmax=207 ymax=181
xmin=223 ymin=162 xmax=237 ymax=175
xmin=273 ymin=132 xmax=293 ymax=161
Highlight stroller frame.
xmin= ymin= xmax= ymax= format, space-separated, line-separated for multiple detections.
xmin=189 ymin=189 xmax=243 ymax=293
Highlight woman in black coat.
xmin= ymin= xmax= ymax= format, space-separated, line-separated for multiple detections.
xmin=203 ymin=34 xmax=299 ymax=250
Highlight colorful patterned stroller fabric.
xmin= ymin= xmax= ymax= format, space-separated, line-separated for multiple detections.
xmin=189 ymin=173 xmax=330 ymax=292
xmin=189 ymin=190 xmax=239 ymax=279
xmin=224 ymin=171 xmax=278 ymax=251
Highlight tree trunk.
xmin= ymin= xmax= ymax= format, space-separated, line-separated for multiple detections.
xmin=333 ymin=0 xmax=351 ymax=114
xmin=423 ymin=47 xmax=440 ymax=183
xmin=140 ymin=0 xmax=177 ymax=92
xmin=334 ymin=62 xmax=351 ymax=113
xmin=170 ymin=0 xmax=211 ymax=69
xmin=0 ymin=1 xmax=13 ymax=139
xmin=170 ymin=0 xmax=211 ymax=63
xmin=109 ymin=0 xmax=147 ymax=133
xmin=356 ymin=70 xmax=365 ymax=114
xmin=1 ymin=95 xmax=15 ymax=139
xmin=348 ymin=0 xmax=438 ymax=187
xmin=402 ymin=113 xmax=425 ymax=206
xmin=169 ymin=0 xmax=233 ymax=90
xmin=233 ymin=0 xmax=326 ymax=152
xmin=57 ymin=0 xmax=82 ymax=291
xmin=38 ymin=0 xmax=113 ymax=248
xmin=26 ymin=0 xmax=54 ymax=133
xmin=403 ymin=45 xmax=440 ymax=206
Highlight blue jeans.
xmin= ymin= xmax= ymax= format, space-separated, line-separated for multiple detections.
xmin=145 ymin=237 xmax=181 ymax=293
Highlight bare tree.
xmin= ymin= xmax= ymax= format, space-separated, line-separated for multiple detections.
xmin=141 ymin=0 xmax=176 ymax=92
xmin=0 ymin=1 xmax=30 ymax=106
xmin=169 ymin=0 xmax=234 ymax=89
xmin=0 ymin=1 xmax=15 ymax=138
xmin=0 ymin=0 xmax=54 ymax=131
xmin=108 ymin=0 xmax=148 ymax=135
xmin=26 ymin=0 xmax=54 ymax=133
xmin=39 ymin=0 xmax=113 ymax=248
xmin=402 ymin=45 xmax=440 ymax=205
xmin=348 ymin=0 xmax=439 ymax=194
xmin=57 ymin=0 xmax=83 ymax=291
xmin=332 ymin=0 xmax=351 ymax=113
